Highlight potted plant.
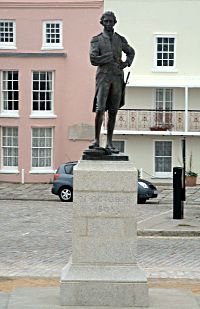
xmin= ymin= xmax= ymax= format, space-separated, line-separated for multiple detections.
xmin=185 ymin=153 xmax=198 ymax=186
xmin=150 ymin=124 xmax=173 ymax=131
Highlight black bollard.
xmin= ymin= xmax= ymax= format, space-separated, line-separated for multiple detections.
xmin=173 ymin=167 xmax=184 ymax=219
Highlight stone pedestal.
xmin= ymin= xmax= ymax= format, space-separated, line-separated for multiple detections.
xmin=60 ymin=159 xmax=148 ymax=307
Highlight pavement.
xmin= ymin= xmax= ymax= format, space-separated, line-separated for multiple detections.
xmin=0 ymin=181 xmax=200 ymax=237
xmin=0 ymin=182 xmax=199 ymax=308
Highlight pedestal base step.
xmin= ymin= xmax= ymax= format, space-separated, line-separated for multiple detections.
xmin=60 ymin=261 xmax=148 ymax=307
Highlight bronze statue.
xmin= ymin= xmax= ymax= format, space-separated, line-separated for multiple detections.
xmin=89 ymin=11 xmax=135 ymax=153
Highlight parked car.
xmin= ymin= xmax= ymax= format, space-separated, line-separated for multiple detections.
xmin=137 ymin=179 xmax=158 ymax=204
xmin=52 ymin=161 xmax=158 ymax=203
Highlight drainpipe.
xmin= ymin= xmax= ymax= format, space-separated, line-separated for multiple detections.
xmin=185 ymin=87 xmax=188 ymax=132
xmin=21 ymin=169 xmax=25 ymax=184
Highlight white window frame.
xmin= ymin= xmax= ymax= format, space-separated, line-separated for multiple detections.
xmin=31 ymin=127 xmax=53 ymax=172
xmin=0 ymin=20 xmax=16 ymax=49
xmin=153 ymin=140 xmax=173 ymax=177
xmin=31 ymin=71 xmax=54 ymax=117
xmin=42 ymin=20 xmax=63 ymax=50
xmin=153 ymin=34 xmax=177 ymax=72
xmin=0 ymin=127 xmax=19 ymax=171
xmin=0 ymin=70 xmax=19 ymax=117
xmin=154 ymin=88 xmax=174 ymax=126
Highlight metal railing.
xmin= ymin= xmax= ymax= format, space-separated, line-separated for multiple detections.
xmin=106 ymin=109 xmax=200 ymax=132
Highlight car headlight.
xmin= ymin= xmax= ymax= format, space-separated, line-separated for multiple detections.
xmin=138 ymin=181 xmax=148 ymax=189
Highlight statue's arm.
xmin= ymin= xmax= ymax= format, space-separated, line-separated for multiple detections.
xmin=121 ymin=36 xmax=135 ymax=68
xmin=90 ymin=37 xmax=113 ymax=66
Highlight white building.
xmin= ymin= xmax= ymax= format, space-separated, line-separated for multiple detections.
xmin=104 ymin=0 xmax=200 ymax=183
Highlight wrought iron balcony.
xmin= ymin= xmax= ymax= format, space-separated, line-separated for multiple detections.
xmin=111 ymin=109 xmax=200 ymax=132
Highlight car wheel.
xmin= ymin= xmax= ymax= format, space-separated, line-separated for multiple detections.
xmin=137 ymin=198 xmax=146 ymax=204
xmin=59 ymin=187 xmax=73 ymax=202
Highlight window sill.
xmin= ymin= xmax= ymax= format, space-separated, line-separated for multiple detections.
xmin=151 ymin=175 xmax=172 ymax=179
xmin=0 ymin=169 xmax=19 ymax=174
xmin=0 ymin=113 xmax=19 ymax=118
xmin=152 ymin=68 xmax=178 ymax=73
xmin=0 ymin=46 xmax=17 ymax=50
xmin=30 ymin=169 xmax=55 ymax=174
xmin=29 ymin=114 xmax=57 ymax=119
xmin=41 ymin=46 xmax=64 ymax=50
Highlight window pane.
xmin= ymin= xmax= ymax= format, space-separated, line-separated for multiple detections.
xmin=2 ymin=71 xmax=19 ymax=111
xmin=45 ymin=22 xmax=61 ymax=45
xmin=32 ymin=138 xmax=38 ymax=147
xmin=0 ymin=21 xmax=15 ymax=44
xmin=155 ymin=141 xmax=172 ymax=173
xmin=33 ymin=72 xmax=39 ymax=80
xmin=157 ymin=60 xmax=162 ymax=66
xmin=156 ymin=36 xmax=175 ymax=68
xmin=163 ymin=142 xmax=171 ymax=156
xmin=32 ymin=158 xmax=38 ymax=167
xmin=163 ymin=157 xmax=171 ymax=172
xmin=45 ymin=128 xmax=52 ymax=137
xmin=39 ymin=138 xmax=45 ymax=147
xmin=155 ymin=157 xmax=163 ymax=172
xmin=31 ymin=128 xmax=52 ymax=168
xmin=2 ymin=127 xmax=18 ymax=167
xmin=32 ymin=71 xmax=53 ymax=112
xmin=46 ymin=138 xmax=52 ymax=147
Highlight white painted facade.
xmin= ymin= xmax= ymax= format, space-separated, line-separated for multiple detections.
xmin=104 ymin=0 xmax=200 ymax=183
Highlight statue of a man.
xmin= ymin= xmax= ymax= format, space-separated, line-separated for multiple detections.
xmin=89 ymin=11 xmax=135 ymax=153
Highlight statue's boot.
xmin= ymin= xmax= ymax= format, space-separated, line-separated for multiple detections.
xmin=105 ymin=144 xmax=120 ymax=154
xmin=89 ymin=141 xmax=99 ymax=149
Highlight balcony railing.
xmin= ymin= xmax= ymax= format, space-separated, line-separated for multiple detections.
xmin=108 ymin=109 xmax=200 ymax=132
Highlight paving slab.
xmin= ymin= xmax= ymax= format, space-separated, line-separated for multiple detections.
xmin=137 ymin=205 xmax=200 ymax=236
xmin=6 ymin=287 xmax=200 ymax=309
xmin=0 ymin=292 xmax=10 ymax=309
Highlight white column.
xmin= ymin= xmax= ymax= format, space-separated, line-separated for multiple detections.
xmin=185 ymin=87 xmax=188 ymax=132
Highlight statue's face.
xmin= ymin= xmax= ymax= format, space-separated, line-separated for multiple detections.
xmin=102 ymin=15 xmax=115 ymax=32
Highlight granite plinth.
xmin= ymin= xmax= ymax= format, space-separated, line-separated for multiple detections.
xmin=60 ymin=159 xmax=148 ymax=307
xmin=60 ymin=260 xmax=148 ymax=307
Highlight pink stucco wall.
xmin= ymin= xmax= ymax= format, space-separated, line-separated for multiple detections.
xmin=0 ymin=0 xmax=103 ymax=182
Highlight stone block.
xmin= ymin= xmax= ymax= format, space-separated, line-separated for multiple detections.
xmin=74 ymin=160 xmax=137 ymax=193
xmin=72 ymin=236 xmax=137 ymax=264
xmin=60 ymin=261 xmax=148 ymax=307
xmin=73 ymin=191 xmax=136 ymax=217
xmin=86 ymin=217 xmax=136 ymax=237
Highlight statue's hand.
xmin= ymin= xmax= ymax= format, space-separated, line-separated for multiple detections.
xmin=120 ymin=61 xmax=128 ymax=69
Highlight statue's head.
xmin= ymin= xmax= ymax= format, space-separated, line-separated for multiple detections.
xmin=100 ymin=11 xmax=117 ymax=29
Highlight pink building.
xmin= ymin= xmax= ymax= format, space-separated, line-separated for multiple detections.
xmin=0 ymin=0 xmax=103 ymax=182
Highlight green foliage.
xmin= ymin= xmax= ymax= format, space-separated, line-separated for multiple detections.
xmin=185 ymin=171 xmax=198 ymax=177
xmin=186 ymin=153 xmax=198 ymax=177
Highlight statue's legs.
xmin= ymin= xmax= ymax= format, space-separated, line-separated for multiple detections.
xmin=89 ymin=111 xmax=104 ymax=148
xmin=106 ymin=111 xmax=117 ymax=148
xmin=89 ymin=74 xmax=122 ymax=152
xmin=105 ymin=75 xmax=122 ymax=153
xmin=95 ymin=111 xmax=104 ymax=147
xmin=90 ymin=79 xmax=109 ymax=149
